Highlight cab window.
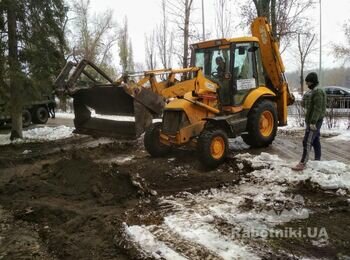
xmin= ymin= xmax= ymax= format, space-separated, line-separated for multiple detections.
xmin=194 ymin=47 xmax=230 ymax=81
xmin=232 ymin=43 xmax=258 ymax=104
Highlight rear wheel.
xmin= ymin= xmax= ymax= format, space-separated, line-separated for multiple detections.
xmin=198 ymin=128 xmax=228 ymax=168
xmin=242 ymin=99 xmax=277 ymax=148
xmin=22 ymin=110 xmax=32 ymax=128
xmin=32 ymin=106 xmax=49 ymax=124
xmin=144 ymin=122 xmax=171 ymax=157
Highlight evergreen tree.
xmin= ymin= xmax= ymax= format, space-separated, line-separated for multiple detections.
xmin=118 ymin=17 xmax=134 ymax=73
xmin=128 ymin=40 xmax=135 ymax=72
xmin=0 ymin=0 xmax=67 ymax=139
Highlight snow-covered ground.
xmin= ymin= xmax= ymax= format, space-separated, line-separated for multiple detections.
xmin=123 ymin=152 xmax=349 ymax=259
xmin=281 ymin=116 xmax=350 ymax=141
xmin=238 ymin=152 xmax=350 ymax=191
xmin=0 ymin=125 xmax=74 ymax=146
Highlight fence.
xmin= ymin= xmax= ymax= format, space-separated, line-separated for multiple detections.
xmin=288 ymin=96 xmax=350 ymax=129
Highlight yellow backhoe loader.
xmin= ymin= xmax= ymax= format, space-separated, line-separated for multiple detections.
xmin=55 ymin=17 xmax=294 ymax=168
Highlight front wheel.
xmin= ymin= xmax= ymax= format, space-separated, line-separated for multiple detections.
xmin=144 ymin=122 xmax=171 ymax=157
xmin=198 ymin=128 xmax=228 ymax=169
xmin=242 ymin=99 xmax=277 ymax=148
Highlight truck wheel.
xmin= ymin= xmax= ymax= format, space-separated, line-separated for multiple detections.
xmin=144 ymin=122 xmax=171 ymax=157
xmin=22 ymin=110 xmax=32 ymax=128
xmin=198 ymin=128 xmax=228 ymax=168
xmin=242 ymin=99 xmax=277 ymax=148
xmin=32 ymin=106 xmax=49 ymax=124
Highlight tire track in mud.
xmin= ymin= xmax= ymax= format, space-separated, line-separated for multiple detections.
xmin=270 ymin=135 xmax=350 ymax=164
xmin=269 ymin=137 xmax=300 ymax=160
xmin=322 ymin=139 xmax=350 ymax=163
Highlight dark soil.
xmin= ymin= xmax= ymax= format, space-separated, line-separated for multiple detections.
xmin=0 ymin=137 xmax=241 ymax=259
xmin=0 ymin=131 xmax=349 ymax=259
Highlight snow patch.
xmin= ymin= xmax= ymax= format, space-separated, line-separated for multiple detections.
xmin=238 ymin=152 xmax=350 ymax=191
xmin=0 ymin=126 xmax=74 ymax=146
xmin=164 ymin=214 xmax=260 ymax=260
xmin=281 ymin=115 xmax=349 ymax=130
xmin=124 ymin=224 xmax=187 ymax=260
xmin=56 ymin=111 xmax=134 ymax=121
xmin=229 ymin=136 xmax=250 ymax=151
xmin=327 ymin=130 xmax=350 ymax=141
xmin=55 ymin=112 xmax=75 ymax=119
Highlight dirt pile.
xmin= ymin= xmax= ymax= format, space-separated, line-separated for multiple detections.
xmin=0 ymin=156 xmax=141 ymax=259
xmin=2 ymin=158 xmax=137 ymax=204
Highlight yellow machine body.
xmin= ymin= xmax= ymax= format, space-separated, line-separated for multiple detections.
xmin=55 ymin=17 xmax=294 ymax=167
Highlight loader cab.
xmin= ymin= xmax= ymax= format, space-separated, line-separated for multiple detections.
xmin=192 ymin=38 xmax=265 ymax=107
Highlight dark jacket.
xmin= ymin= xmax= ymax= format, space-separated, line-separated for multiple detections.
xmin=305 ymin=87 xmax=326 ymax=124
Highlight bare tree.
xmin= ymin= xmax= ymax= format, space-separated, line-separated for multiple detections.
xmin=167 ymin=0 xmax=195 ymax=68
xmin=71 ymin=0 xmax=118 ymax=75
xmin=333 ymin=21 xmax=350 ymax=64
xmin=156 ymin=0 xmax=174 ymax=68
xmin=215 ymin=0 xmax=233 ymax=38
xmin=145 ymin=31 xmax=157 ymax=70
xmin=239 ymin=0 xmax=314 ymax=50
xmin=297 ymin=32 xmax=316 ymax=94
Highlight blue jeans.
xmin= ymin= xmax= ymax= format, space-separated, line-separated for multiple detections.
xmin=300 ymin=119 xmax=323 ymax=164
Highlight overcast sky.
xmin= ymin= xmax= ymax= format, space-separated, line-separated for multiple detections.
xmin=87 ymin=0 xmax=350 ymax=72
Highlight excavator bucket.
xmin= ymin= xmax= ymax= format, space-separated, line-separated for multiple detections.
xmin=55 ymin=59 xmax=164 ymax=139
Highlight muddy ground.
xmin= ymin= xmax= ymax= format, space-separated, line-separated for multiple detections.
xmin=0 ymin=122 xmax=349 ymax=259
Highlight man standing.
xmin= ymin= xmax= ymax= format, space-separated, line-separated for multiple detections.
xmin=292 ymin=72 xmax=326 ymax=171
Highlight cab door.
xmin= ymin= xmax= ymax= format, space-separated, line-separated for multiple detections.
xmin=231 ymin=42 xmax=265 ymax=105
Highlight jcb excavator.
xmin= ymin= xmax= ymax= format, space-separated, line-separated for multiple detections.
xmin=55 ymin=17 xmax=294 ymax=168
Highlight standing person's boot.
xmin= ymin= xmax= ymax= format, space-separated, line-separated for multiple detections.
xmin=292 ymin=162 xmax=305 ymax=171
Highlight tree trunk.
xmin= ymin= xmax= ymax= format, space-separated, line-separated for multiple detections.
xmin=183 ymin=2 xmax=190 ymax=69
xmin=162 ymin=0 xmax=167 ymax=68
xmin=7 ymin=0 xmax=23 ymax=140
xmin=253 ymin=0 xmax=271 ymax=19
xmin=270 ymin=0 xmax=277 ymax=38
xmin=300 ymin=64 xmax=304 ymax=94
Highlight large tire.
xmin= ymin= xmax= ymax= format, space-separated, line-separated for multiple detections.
xmin=22 ymin=109 xmax=32 ymax=128
xmin=198 ymin=128 xmax=228 ymax=168
xmin=242 ymin=99 xmax=277 ymax=148
xmin=32 ymin=106 xmax=49 ymax=124
xmin=144 ymin=122 xmax=171 ymax=157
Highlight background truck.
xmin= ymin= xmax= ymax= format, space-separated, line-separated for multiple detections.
xmin=0 ymin=86 xmax=54 ymax=128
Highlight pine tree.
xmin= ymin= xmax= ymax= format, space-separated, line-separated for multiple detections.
xmin=0 ymin=0 xmax=67 ymax=139
xmin=118 ymin=17 xmax=134 ymax=73
xmin=127 ymin=40 xmax=135 ymax=72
